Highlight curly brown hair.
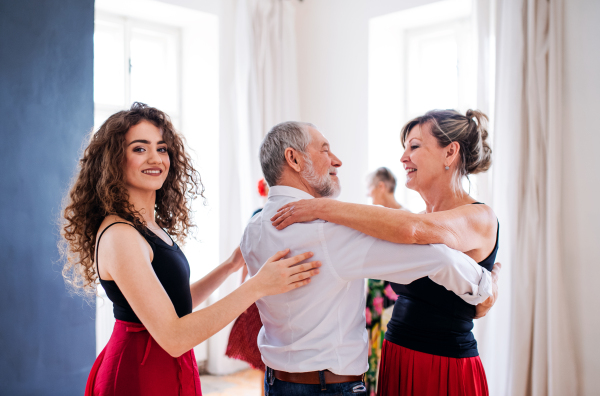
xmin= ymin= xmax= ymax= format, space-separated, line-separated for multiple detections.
xmin=60 ymin=102 xmax=204 ymax=296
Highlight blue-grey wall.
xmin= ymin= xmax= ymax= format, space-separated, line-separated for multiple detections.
xmin=0 ymin=1 xmax=95 ymax=394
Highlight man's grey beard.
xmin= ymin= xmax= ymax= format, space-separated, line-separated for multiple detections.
xmin=301 ymin=155 xmax=341 ymax=198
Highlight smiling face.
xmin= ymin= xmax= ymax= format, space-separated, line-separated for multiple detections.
xmin=123 ymin=120 xmax=170 ymax=194
xmin=301 ymin=126 xmax=342 ymax=198
xmin=400 ymin=123 xmax=450 ymax=193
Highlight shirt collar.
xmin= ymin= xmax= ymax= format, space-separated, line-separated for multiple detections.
xmin=268 ymin=185 xmax=315 ymax=200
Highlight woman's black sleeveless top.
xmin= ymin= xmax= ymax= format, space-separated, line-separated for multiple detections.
xmin=385 ymin=204 xmax=499 ymax=358
xmin=96 ymin=222 xmax=193 ymax=324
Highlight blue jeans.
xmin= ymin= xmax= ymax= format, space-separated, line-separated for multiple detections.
xmin=264 ymin=369 xmax=367 ymax=396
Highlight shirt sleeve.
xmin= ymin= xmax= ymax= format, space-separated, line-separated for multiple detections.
xmin=324 ymin=223 xmax=492 ymax=305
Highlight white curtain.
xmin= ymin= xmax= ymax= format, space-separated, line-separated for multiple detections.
xmin=234 ymin=0 xmax=300 ymax=221
xmin=208 ymin=0 xmax=300 ymax=375
xmin=470 ymin=2 xmax=515 ymax=395
xmin=483 ymin=0 xmax=577 ymax=394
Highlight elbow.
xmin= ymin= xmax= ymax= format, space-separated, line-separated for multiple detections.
xmin=153 ymin=330 xmax=190 ymax=358
xmin=168 ymin=349 xmax=186 ymax=359
xmin=162 ymin=340 xmax=187 ymax=358
xmin=161 ymin=333 xmax=209 ymax=358
xmin=413 ymin=220 xmax=457 ymax=247
xmin=154 ymin=338 xmax=180 ymax=358
xmin=397 ymin=219 xmax=420 ymax=245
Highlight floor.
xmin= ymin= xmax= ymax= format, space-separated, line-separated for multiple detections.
xmin=201 ymin=369 xmax=264 ymax=396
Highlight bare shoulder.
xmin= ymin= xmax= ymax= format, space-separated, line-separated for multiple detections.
xmin=98 ymin=216 xmax=135 ymax=242
xmin=456 ymin=202 xmax=498 ymax=250
xmin=467 ymin=203 xmax=497 ymax=230
xmin=450 ymin=202 xmax=496 ymax=222
xmin=96 ymin=216 xmax=152 ymax=279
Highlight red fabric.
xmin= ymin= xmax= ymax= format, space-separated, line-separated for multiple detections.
xmin=86 ymin=320 xmax=201 ymax=396
xmin=225 ymin=303 xmax=265 ymax=370
xmin=377 ymin=340 xmax=488 ymax=396
xmin=257 ymin=179 xmax=268 ymax=197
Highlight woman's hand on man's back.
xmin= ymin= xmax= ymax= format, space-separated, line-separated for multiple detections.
xmin=249 ymin=249 xmax=321 ymax=297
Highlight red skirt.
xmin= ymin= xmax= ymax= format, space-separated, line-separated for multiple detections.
xmin=377 ymin=340 xmax=488 ymax=396
xmin=225 ymin=303 xmax=265 ymax=371
xmin=86 ymin=320 xmax=202 ymax=396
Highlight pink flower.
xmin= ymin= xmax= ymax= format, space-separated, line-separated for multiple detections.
xmin=384 ymin=284 xmax=398 ymax=301
xmin=373 ymin=297 xmax=384 ymax=315
xmin=365 ymin=307 xmax=372 ymax=325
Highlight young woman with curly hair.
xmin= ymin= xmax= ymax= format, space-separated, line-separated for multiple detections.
xmin=60 ymin=103 xmax=321 ymax=396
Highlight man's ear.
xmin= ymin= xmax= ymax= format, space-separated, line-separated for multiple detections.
xmin=284 ymin=147 xmax=303 ymax=173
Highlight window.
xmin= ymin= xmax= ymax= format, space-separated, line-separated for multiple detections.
xmin=405 ymin=19 xmax=475 ymax=120
xmin=368 ymin=0 xmax=478 ymax=213
xmin=94 ymin=13 xmax=181 ymax=129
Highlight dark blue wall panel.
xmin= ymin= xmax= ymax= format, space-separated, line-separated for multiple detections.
xmin=0 ymin=1 xmax=95 ymax=394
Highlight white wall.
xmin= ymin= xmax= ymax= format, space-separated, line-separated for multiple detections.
xmin=293 ymin=0 xmax=439 ymax=204
xmin=563 ymin=0 xmax=600 ymax=394
xmin=294 ymin=0 xmax=369 ymax=203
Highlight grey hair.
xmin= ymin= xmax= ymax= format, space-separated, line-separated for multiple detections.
xmin=260 ymin=121 xmax=316 ymax=186
xmin=368 ymin=167 xmax=397 ymax=193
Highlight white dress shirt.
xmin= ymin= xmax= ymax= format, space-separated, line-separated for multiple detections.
xmin=240 ymin=186 xmax=492 ymax=375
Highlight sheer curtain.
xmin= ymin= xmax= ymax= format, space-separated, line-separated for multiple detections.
xmin=208 ymin=0 xmax=300 ymax=374
xmin=479 ymin=0 xmax=577 ymax=394
xmin=234 ymin=0 xmax=300 ymax=221
xmin=470 ymin=2 xmax=515 ymax=395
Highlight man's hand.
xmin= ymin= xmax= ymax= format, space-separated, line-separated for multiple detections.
xmin=474 ymin=262 xmax=501 ymax=319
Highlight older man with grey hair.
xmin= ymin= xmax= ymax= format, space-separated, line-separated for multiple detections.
xmin=240 ymin=121 xmax=493 ymax=395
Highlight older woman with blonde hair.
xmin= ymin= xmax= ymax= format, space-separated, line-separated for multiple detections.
xmin=271 ymin=109 xmax=500 ymax=396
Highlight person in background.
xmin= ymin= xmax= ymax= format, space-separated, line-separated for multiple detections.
xmin=271 ymin=109 xmax=500 ymax=396
xmin=367 ymin=167 xmax=404 ymax=210
xmin=60 ymin=103 xmax=321 ymax=396
xmin=364 ymin=167 xmax=403 ymax=395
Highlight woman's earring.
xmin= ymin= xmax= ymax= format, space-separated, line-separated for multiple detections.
xmin=445 ymin=166 xmax=450 ymax=170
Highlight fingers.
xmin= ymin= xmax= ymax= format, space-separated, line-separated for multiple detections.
xmin=271 ymin=211 xmax=289 ymax=227
xmin=288 ymin=266 xmax=320 ymax=285
xmin=270 ymin=211 xmax=283 ymax=223
xmin=275 ymin=217 xmax=294 ymax=231
xmin=491 ymin=262 xmax=501 ymax=282
xmin=288 ymin=260 xmax=321 ymax=276
xmin=272 ymin=208 xmax=294 ymax=228
xmin=275 ymin=215 xmax=295 ymax=230
xmin=281 ymin=251 xmax=314 ymax=267
xmin=267 ymin=249 xmax=290 ymax=263
xmin=291 ymin=277 xmax=312 ymax=289
xmin=271 ymin=204 xmax=293 ymax=221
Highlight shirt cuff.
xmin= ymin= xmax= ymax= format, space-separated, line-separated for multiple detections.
xmin=458 ymin=267 xmax=493 ymax=305
xmin=476 ymin=268 xmax=493 ymax=301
